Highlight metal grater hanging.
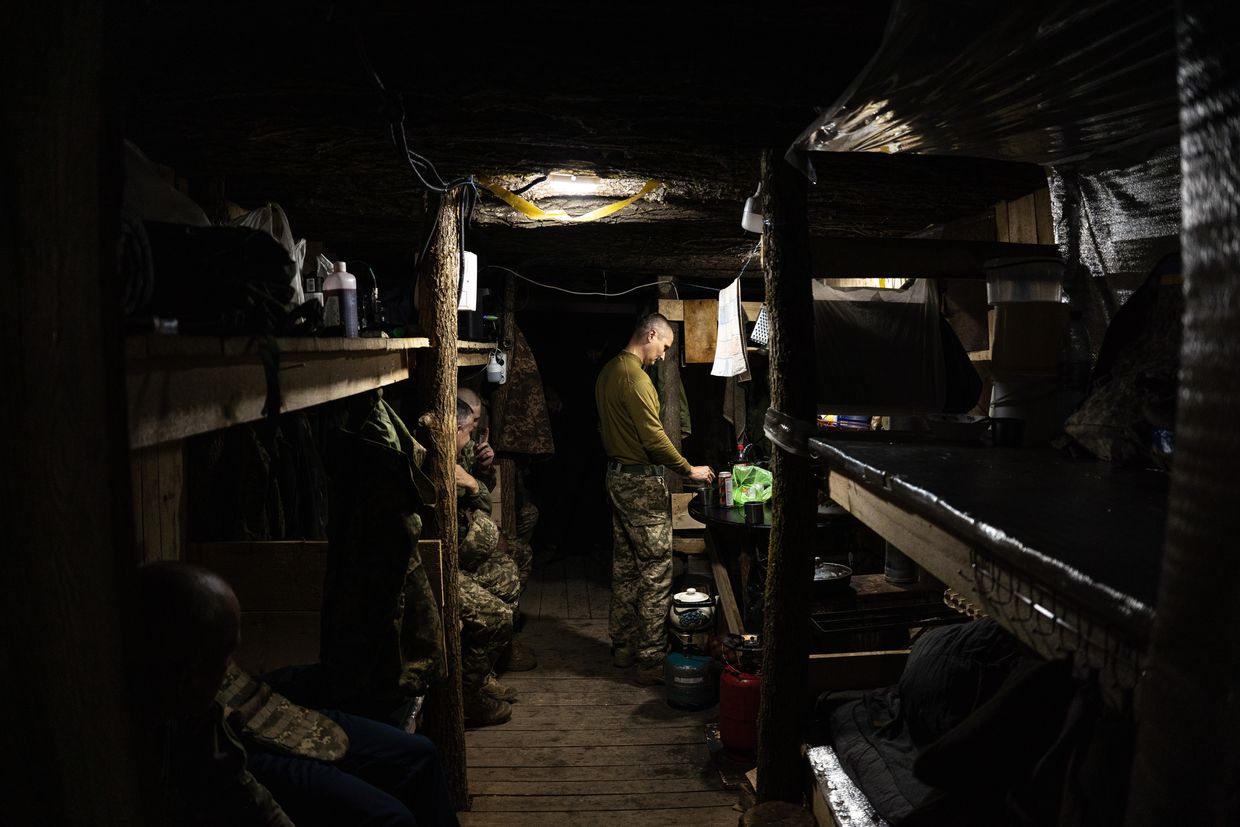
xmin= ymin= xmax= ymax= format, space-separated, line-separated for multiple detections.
xmin=749 ymin=304 xmax=770 ymax=346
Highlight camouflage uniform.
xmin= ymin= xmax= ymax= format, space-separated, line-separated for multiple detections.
xmin=459 ymin=438 xmax=536 ymax=592
xmin=490 ymin=324 xmax=556 ymax=457
xmin=605 ymin=469 xmax=673 ymax=666
xmin=458 ymin=505 xmax=521 ymax=604
xmin=318 ymin=391 xmax=445 ymax=724
xmin=457 ymin=570 xmax=515 ymax=701
xmin=216 ymin=662 xmax=458 ymax=827
xmin=216 ymin=662 xmax=349 ymax=762
xmin=509 ymin=501 xmax=536 ymax=589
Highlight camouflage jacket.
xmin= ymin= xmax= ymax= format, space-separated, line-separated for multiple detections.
xmin=216 ymin=661 xmax=349 ymax=762
xmin=458 ymin=438 xmax=497 ymax=494
xmin=319 ymin=390 xmax=446 ymax=723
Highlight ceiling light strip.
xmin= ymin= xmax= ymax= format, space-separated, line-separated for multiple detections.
xmin=477 ymin=176 xmax=663 ymax=223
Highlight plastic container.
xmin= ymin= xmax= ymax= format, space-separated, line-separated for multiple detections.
xmin=883 ymin=543 xmax=918 ymax=584
xmin=984 ymin=257 xmax=1065 ymax=304
xmin=991 ymin=417 xmax=1025 ymax=447
xmin=990 ymin=375 xmax=1059 ymax=444
xmin=322 ymin=261 xmax=359 ymax=337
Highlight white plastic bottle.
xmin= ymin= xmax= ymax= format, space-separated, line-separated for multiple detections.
xmin=322 ymin=261 xmax=358 ymax=338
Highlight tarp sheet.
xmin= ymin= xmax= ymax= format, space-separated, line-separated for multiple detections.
xmin=788 ymin=0 xmax=1178 ymax=176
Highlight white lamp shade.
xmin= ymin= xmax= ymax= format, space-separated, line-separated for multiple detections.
xmin=741 ymin=197 xmax=764 ymax=233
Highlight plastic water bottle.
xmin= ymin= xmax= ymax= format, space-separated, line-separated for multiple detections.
xmin=323 ymin=261 xmax=358 ymax=338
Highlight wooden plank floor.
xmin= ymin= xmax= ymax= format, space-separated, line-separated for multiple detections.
xmin=460 ymin=554 xmax=743 ymax=826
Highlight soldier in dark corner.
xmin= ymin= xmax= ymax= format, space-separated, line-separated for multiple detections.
xmin=133 ymin=561 xmax=458 ymax=826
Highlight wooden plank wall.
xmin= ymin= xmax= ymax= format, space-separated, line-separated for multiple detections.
xmin=131 ymin=441 xmax=185 ymax=563
xmin=189 ymin=539 xmax=443 ymax=676
xmin=995 ymin=189 xmax=1055 ymax=246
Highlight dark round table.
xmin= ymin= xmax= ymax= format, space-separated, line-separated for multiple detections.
xmin=687 ymin=493 xmax=848 ymax=632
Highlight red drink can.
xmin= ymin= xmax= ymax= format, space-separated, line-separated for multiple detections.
xmin=717 ymin=472 xmax=733 ymax=506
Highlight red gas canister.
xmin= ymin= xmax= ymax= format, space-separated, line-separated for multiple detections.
xmin=719 ymin=664 xmax=762 ymax=757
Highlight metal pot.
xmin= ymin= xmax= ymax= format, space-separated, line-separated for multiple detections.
xmin=812 ymin=559 xmax=853 ymax=598
xmin=669 ymin=587 xmax=716 ymax=632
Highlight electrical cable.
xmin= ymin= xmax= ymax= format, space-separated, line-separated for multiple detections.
xmin=510 ymin=175 xmax=548 ymax=196
xmin=483 ymin=265 xmax=679 ymax=299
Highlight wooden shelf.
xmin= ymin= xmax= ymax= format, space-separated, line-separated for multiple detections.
xmin=456 ymin=339 xmax=497 ymax=367
xmin=808 ymin=434 xmax=1167 ymax=698
xmin=126 ymin=334 xmax=430 ymax=448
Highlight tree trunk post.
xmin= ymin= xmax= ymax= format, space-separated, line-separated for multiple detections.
xmin=755 ymin=149 xmax=817 ymax=804
xmin=413 ymin=192 xmax=468 ymax=808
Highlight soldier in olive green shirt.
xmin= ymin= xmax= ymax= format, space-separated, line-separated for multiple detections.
xmin=595 ymin=313 xmax=714 ymax=684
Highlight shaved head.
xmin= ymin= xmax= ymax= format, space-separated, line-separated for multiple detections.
xmin=457 ymin=387 xmax=482 ymax=416
xmin=627 ymin=312 xmax=676 ymax=366
xmin=136 ymin=562 xmax=241 ymax=717
xmin=631 ymin=313 xmax=673 ymax=342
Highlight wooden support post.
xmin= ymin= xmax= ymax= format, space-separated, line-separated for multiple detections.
xmin=412 ymin=192 xmax=468 ymax=808
xmin=4 ymin=4 xmax=143 ymax=822
xmin=755 ymin=150 xmax=818 ymax=805
xmin=659 ymin=280 xmax=685 ymax=493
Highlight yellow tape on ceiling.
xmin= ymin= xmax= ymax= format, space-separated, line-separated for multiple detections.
xmin=477 ymin=176 xmax=663 ymax=222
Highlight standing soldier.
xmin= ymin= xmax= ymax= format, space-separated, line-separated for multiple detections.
xmin=594 ymin=313 xmax=715 ymax=684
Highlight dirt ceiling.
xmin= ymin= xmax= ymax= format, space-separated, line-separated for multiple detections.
xmin=123 ymin=1 xmax=1048 ymax=289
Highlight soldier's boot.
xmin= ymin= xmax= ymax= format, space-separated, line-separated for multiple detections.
xmin=483 ymin=673 xmax=519 ymax=702
xmin=634 ymin=660 xmax=665 ymax=686
xmin=497 ymin=637 xmax=537 ymax=672
xmin=612 ymin=645 xmax=637 ymax=668
xmin=464 ymin=693 xmax=512 ymax=727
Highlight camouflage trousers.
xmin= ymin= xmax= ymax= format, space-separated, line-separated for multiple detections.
xmin=460 ymin=507 xmax=522 ymax=604
xmin=516 ymin=502 xmax=539 ymax=542
xmin=457 ymin=571 xmax=514 ymax=700
xmin=509 ymin=535 xmax=534 ymax=593
xmin=605 ymin=469 xmax=672 ymax=667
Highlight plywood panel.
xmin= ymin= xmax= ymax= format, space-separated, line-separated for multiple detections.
xmin=232 ymin=611 xmax=320 ymax=675
xmin=682 ymin=299 xmax=718 ymax=364
xmin=994 ymin=200 xmax=1010 ymax=243
xmin=188 ymin=541 xmax=327 ymax=611
xmin=1034 ymin=188 xmax=1054 ymax=245
xmin=132 ymin=442 xmax=185 ymax=562
xmin=1007 ymin=192 xmax=1039 ymax=244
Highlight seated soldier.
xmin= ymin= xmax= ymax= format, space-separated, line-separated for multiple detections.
xmin=453 ymin=400 xmax=521 ymax=725
xmin=458 ymin=387 xmax=534 ymax=589
xmin=135 ymin=561 xmax=459 ymax=826
xmin=456 ymin=389 xmax=537 ymax=673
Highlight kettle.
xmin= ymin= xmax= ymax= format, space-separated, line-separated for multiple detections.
xmin=669 ymin=587 xmax=716 ymax=632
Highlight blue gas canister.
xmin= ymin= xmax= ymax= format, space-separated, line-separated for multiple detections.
xmin=664 ymin=651 xmax=717 ymax=709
